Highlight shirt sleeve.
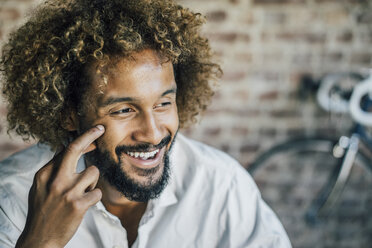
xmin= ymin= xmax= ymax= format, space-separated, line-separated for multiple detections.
xmin=220 ymin=166 xmax=292 ymax=248
xmin=0 ymin=205 xmax=21 ymax=248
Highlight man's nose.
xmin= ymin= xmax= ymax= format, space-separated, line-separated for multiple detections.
xmin=132 ymin=111 xmax=164 ymax=145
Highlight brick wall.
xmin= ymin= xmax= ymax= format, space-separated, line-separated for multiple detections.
xmin=1 ymin=0 xmax=371 ymax=247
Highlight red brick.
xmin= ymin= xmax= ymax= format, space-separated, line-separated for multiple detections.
xmin=244 ymin=13 xmax=255 ymax=25
xmin=212 ymin=91 xmax=223 ymax=101
xmin=240 ymin=143 xmax=259 ymax=153
xmin=263 ymin=71 xmax=281 ymax=82
xmin=259 ymin=128 xmax=277 ymax=136
xmin=213 ymin=50 xmax=224 ymax=59
xmin=286 ymin=128 xmax=306 ymax=136
xmin=306 ymin=33 xmax=327 ymax=43
xmin=206 ymin=11 xmax=227 ymax=22
xmin=276 ymin=32 xmax=326 ymax=44
xmin=269 ymin=110 xmax=301 ymax=118
xmin=321 ymin=52 xmax=343 ymax=63
xmin=360 ymin=31 xmax=372 ymax=43
xmin=232 ymin=127 xmax=249 ymax=136
xmin=180 ymin=128 xmax=193 ymax=136
xmin=207 ymin=32 xmax=237 ymax=42
xmin=314 ymin=0 xmax=346 ymax=2
xmin=351 ymin=53 xmax=372 ymax=64
xmin=264 ymin=12 xmax=287 ymax=25
xmin=313 ymin=128 xmax=338 ymax=137
xmin=0 ymin=142 xmax=22 ymax=151
xmin=0 ymin=106 xmax=7 ymax=115
xmin=222 ymin=70 xmax=246 ymax=81
xmin=205 ymin=127 xmax=221 ymax=136
xmin=206 ymin=32 xmax=250 ymax=43
xmin=260 ymin=91 xmax=279 ymax=100
xmin=337 ymin=30 xmax=353 ymax=43
xmin=232 ymin=90 xmax=250 ymax=101
xmin=261 ymin=32 xmax=271 ymax=42
xmin=253 ymin=0 xmax=306 ymax=4
xmin=235 ymin=52 xmax=253 ymax=63
xmin=205 ymin=108 xmax=260 ymax=118
xmin=0 ymin=8 xmax=21 ymax=21
xmin=292 ymin=53 xmax=312 ymax=66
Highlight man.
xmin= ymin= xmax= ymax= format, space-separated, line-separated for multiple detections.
xmin=0 ymin=0 xmax=291 ymax=247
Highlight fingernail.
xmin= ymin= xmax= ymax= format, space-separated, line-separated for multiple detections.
xmin=96 ymin=125 xmax=104 ymax=131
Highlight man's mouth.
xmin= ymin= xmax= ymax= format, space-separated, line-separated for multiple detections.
xmin=121 ymin=147 xmax=165 ymax=170
xmin=116 ymin=135 xmax=172 ymax=169
xmin=125 ymin=149 xmax=160 ymax=160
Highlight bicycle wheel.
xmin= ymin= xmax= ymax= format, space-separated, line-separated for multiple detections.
xmin=248 ymin=137 xmax=372 ymax=248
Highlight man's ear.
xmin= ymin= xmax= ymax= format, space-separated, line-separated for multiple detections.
xmin=62 ymin=109 xmax=79 ymax=131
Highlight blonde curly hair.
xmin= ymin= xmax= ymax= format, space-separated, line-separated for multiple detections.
xmin=1 ymin=0 xmax=221 ymax=149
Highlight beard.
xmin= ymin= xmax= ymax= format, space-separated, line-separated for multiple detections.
xmin=85 ymin=134 xmax=175 ymax=202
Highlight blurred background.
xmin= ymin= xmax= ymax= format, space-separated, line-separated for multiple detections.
xmin=1 ymin=0 xmax=371 ymax=247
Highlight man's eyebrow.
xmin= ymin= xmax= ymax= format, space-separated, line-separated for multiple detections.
xmin=99 ymin=96 xmax=135 ymax=107
xmin=161 ymin=87 xmax=177 ymax=97
xmin=100 ymin=87 xmax=177 ymax=107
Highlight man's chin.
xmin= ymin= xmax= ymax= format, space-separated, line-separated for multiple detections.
xmin=122 ymin=162 xmax=164 ymax=186
xmin=86 ymin=147 xmax=171 ymax=202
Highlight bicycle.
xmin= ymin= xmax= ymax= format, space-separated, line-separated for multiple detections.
xmin=248 ymin=72 xmax=372 ymax=247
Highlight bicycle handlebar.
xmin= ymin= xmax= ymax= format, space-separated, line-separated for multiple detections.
xmin=349 ymin=75 xmax=372 ymax=126
xmin=316 ymin=74 xmax=350 ymax=113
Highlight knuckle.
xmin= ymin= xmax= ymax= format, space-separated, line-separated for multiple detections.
xmin=34 ymin=170 xmax=44 ymax=182
xmin=63 ymin=191 xmax=75 ymax=203
xmin=66 ymin=143 xmax=81 ymax=154
xmin=92 ymin=189 xmax=102 ymax=201
xmin=86 ymin=166 xmax=100 ymax=177
xmin=63 ymin=191 xmax=86 ymax=213
xmin=32 ymin=176 xmax=42 ymax=191
xmin=49 ymin=180 xmax=64 ymax=194
xmin=35 ymin=165 xmax=49 ymax=179
xmin=87 ymin=189 xmax=102 ymax=203
xmin=70 ymin=199 xmax=85 ymax=213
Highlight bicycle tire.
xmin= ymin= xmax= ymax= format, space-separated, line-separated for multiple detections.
xmin=248 ymin=137 xmax=372 ymax=248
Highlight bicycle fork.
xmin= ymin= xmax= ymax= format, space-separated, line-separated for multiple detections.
xmin=306 ymin=134 xmax=359 ymax=225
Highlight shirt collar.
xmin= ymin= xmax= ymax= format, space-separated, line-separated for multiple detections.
xmin=150 ymin=174 xmax=178 ymax=208
xmin=153 ymin=136 xmax=180 ymax=208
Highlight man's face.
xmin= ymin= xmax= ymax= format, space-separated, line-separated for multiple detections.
xmin=79 ymin=49 xmax=179 ymax=202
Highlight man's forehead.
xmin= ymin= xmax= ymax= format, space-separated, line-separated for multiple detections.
xmin=87 ymin=49 xmax=171 ymax=75
xmin=83 ymin=50 xmax=175 ymax=99
xmin=86 ymin=50 xmax=172 ymax=82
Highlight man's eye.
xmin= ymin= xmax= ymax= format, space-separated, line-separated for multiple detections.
xmin=156 ymin=102 xmax=171 ymax=108
xmin=111 ymin=108 xmax=133 ymax=115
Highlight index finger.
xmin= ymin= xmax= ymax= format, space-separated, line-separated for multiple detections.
xmin=59 ymin=125 xmax=105 ymax=173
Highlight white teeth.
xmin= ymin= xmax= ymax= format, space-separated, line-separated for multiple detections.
xmin=127 ymin=149 xmax=159 ymax=160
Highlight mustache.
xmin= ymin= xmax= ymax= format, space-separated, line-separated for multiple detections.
xmin=115 ymin=135 xmax=172 ymax=154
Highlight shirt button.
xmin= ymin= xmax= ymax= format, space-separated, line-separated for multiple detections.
xmin=113 ymin=246 xmax=122 ymax=248
xmin=101 ymin=212 xmax=108 ymax=218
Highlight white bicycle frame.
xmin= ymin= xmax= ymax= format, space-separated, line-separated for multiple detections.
xmin=315 ymin=71 xmax=372 ymax=216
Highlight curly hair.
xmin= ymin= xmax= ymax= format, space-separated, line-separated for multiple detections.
xmin=0 ymin=0 xmax=221 ymax=149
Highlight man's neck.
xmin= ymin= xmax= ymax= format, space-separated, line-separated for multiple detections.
xmin=96 ymin=178 xmax=147 ymax=211
xmin=97 ymin=178 xmax=148 ymax=247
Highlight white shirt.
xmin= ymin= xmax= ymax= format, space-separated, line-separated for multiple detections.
xmin=0 ymin=133 xmax=291 ymax=248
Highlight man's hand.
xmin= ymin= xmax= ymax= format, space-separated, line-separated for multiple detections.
xmin=16 ymin=125 xmax=105 ymax=248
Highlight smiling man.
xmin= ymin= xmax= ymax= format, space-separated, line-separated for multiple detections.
xmin=0 ymin=0 xmax=291 ymax=247
xmin=81 ymin=50 xmax=179 ymax=204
